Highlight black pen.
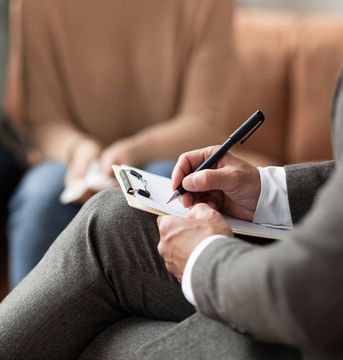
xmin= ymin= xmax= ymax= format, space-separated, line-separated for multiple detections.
xmin=166 ymin=110 xmax=265 ymax=204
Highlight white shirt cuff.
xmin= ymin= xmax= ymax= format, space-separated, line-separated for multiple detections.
xmin=253 ymin=167 xmax=293 ymax=227
xmin=181 ymin=234 xmax=228 ymax=306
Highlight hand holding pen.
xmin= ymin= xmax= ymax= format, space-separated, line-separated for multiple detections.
xmin=168 ymin=110 xmax=265 ymax=221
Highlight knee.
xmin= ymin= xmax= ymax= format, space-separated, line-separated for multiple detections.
xmin=84 ymin=188 xmax=152 ymax=228
xmin=81 ymin=188 xmax=158 ymax=248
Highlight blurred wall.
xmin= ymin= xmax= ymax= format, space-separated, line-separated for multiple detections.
xmin=238 ymin=0 xmax=343 ymax=14
xmin=0 ymin=0 xmax=9 ymax=103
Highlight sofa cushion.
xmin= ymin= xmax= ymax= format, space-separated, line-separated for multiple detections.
xmin=226 ymin=10 xmax=296 ymax=165
xmin=227 ymin=10 xmax=343 ymax=165
xmin=286 ymin=16 xmax=343 ymax=163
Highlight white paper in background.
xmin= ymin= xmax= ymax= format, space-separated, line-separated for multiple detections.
xmin=60 ymin=161 xmax=117 ymax=204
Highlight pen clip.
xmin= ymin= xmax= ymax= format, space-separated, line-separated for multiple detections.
xmin=240 ymin=118 xmax=264 ymax=145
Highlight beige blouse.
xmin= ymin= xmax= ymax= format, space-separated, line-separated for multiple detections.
xmin=20 ymin=0 xmax=234 ymax=165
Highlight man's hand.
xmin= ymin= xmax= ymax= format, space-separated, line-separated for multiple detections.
xmin=172 ymin=146 xmax=261 ymax=221
xmin=157 ymin=203 xmax=232 ymax=280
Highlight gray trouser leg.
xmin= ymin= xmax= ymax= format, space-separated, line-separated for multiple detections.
xmin=138 ymin=313 xmax=303 ymax=360
xmin=0 ymin=189 xmax=194 ymax=360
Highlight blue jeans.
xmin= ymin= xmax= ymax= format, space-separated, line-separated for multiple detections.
xmin=7 ymin=159 xmax=176 ymax=288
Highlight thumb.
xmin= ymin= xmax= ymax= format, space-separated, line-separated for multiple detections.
xmin=68 ymin=157 xmax=91 ymax=180
xmin=99 ymin=151 xmax=113 ymax=176
xmin=182 ymin=169 xmax=227 ymax=192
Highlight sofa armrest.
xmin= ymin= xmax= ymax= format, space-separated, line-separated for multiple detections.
xmin=286 ymin=16 xmax=343 ymax=163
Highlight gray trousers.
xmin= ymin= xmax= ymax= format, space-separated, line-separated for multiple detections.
xmin=0 ymin=189 xmax=302 ymax=360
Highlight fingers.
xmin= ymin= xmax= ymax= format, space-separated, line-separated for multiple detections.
xmin=181 ymin=190 xmax=222 ymax=211
xmin=99 ymin=141 xmax=135 ymax=176
xmin=193 ymin=191 xmax=223 ymax=211
xmin=171 ymin=146 xmax=219 ymax=190
xmin=99 ymin=150 xmax=114 ymax=176
xmin=179 ymin=192 xmax=194 ymax=209
xmin=157 ymin=206 xmax=232 ymax=282
xmin=182 ymin=168 xmax=228 ymax=193
xmin=69 ymin=156 xmax=92 ymax=180
xmin=65 ymin=160 xmax=91 ymax=188
xmin=66 ymin=139 xmax=102 ymax=186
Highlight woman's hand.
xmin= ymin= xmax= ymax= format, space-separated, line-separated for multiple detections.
xmin=100 ymin=139 xmax=137 ymax=176
xmin=65 ymin=138 xmax=103 ymax=204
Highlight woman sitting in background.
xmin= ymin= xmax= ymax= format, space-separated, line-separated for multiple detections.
xmin=6 ymin=0 xmax=235 ymax=287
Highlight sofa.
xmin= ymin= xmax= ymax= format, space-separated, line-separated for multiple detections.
xmin=4 ymin=7 xmax=343 ymax=166
xmin=222 ymin=9 xmax=343 ymax=166
xmin=1 ymin=8 xmax=343 ymax=343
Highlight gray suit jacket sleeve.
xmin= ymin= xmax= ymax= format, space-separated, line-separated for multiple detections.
xmin=285 ymin=161 xmax=334 ymax=223
xmin=193 ymin=159 xmax=343 ymax=355
xmin=192 ymin=72 xmax=343 ymax=356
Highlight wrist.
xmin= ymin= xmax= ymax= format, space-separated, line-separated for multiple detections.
xmin=124 ymin=134 xmax=152 ymax=165
xmin=182 ymin=234 xmax=229 ymax=306
xmin=112 ymin=138 xmax=141 ymax=166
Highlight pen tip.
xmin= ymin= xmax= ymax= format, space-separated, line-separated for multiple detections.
xmin=166 ymin=191 xmax=179 ymax=204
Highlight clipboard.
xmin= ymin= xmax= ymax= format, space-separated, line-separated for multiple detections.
xmin=113 ymin=165 xmax=290 ymax=240
xmin=113 ymin=165 xmax=167 ymax=216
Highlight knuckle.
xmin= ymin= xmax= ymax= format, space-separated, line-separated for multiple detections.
xmin=203 ymin=170 xmax=212 ymax=186
xmin=230 ymin=167 xmax=242 ymax=185
xmin=190 ymin=202 xmax=211 ymax=218
xmin=194 ymin=202 xmax=206 ymax=211
xmin=157 ymin=215 xmax=167 ymax=230
xmin=178 ymin=153 xmax=187 ymax=162
xmin=189 ymin=203 xmax=201 ymax=213
xmin=157 ymin=241 xmax=165 ymax=256
xmin=193 ymin=171 xmax=208 ymax=189
xmin=157 ymin=216 xmax=173 ymax=236
xmin=177 ymin=153 xmax=189 ymax=168
xmin=165 ymin=262 xmax=173 ymax=273
xmin=156 ymin=216 xmax=162 ymax=227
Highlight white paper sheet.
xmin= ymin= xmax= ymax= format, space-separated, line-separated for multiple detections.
xmin=119 ymin=165 xmax=290 ymax=240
